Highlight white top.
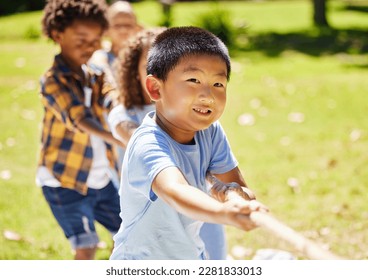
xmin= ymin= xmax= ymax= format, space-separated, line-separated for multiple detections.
xmin=107 ymin=103 xmax=155 ymax=142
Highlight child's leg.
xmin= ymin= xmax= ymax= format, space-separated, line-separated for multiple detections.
xmin=74 ymin=247 xmax=97 ymax=260
xmin=42 ymin=186 xmax=101 ymax=260
xmin=92 ymin=180 xmax=122 ymax=237
xmin=200 ymin=223 xmax=227 ymax=260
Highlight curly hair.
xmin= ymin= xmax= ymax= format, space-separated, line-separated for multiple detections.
xmin=42 ymin=0 xmax=108 ymax=40
xmin=114 ymin=27 xmax=166 ymax=109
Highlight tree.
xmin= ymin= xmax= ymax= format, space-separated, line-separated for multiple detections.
xmin=0 ymin=0 xmax=45 ymax=15
xmin=312 ymin=0 xmax=329 ymax=27
xmin=159 ymin=0 xmax=175 ymax=27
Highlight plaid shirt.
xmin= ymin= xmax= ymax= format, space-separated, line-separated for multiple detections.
xmin=38 ymin=54 xmax=118 ymax=195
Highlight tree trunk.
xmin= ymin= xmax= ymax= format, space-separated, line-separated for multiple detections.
xmin=160 ymin=0 xmax=175 ymax=27
xmin=313 ymin=0 xmax=329 ymax=27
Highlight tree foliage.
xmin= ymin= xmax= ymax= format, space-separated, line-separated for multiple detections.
xmin=0 ymin=0 xmax=46 ymax=15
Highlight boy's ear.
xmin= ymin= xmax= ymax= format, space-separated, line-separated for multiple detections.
xmin=145 ymin=75 xmax=162 ymax=101
xmin=51 ymin=30 xmax=61 ymax=43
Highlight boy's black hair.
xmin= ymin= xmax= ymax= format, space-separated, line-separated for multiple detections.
xmin=147 ymin=26 xmax=231 ymax=81
xmin=42 ymin=0 xmax=108 ymax=40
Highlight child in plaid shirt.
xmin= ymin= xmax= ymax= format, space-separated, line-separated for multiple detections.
xmin=36 ymin=0 xmax=123 ymax=260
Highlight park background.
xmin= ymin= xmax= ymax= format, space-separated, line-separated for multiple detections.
xmin=0 ymin=0 xmax=367 ymax=260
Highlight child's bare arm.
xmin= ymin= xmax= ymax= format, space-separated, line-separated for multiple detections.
xmin=152 ymin=166 xmax=264 ymax=231
xmin=115 ymin=121 xmax=139 ymax=148
xmin=207 ymin=167 xmax=256 ymax=202
xmin=76 ymin=117 xmax=124 ymax=147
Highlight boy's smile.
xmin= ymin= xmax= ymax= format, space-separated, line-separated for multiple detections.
xmin=148 ymin=54 xmax=228 ymax=144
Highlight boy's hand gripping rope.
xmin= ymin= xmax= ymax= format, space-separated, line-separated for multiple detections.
xmin=206 ymin=172 xmax=343 ymax=260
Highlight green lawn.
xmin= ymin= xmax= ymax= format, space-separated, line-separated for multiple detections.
xmin=0 ymin=0 xmax=367 ymax=260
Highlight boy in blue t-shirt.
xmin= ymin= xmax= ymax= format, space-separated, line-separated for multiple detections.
xmin=110 ymin=26 xmax=268 ymax=260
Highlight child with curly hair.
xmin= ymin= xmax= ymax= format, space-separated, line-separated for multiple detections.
xmin=37 ymin=0 xmax=123 ymax=259
xmin=107 ymin=27 xmax=165 ymax=156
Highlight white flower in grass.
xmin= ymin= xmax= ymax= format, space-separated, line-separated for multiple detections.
xmin=319 ymin=227 xmax=330 ymax=236
xmin=21 ymin=109 xmax=36 ymax=121
xmin=350 ymin=129 xmax=362 ymax=142
xmin=0 ymin=170 xmax=12 ymax=180
xmin=249 ymin=98 xmax=261 ymax=109
xmin=6 ymin=137 xmax=16 ymax=147
xmin=288 ymin=112 xmax=305 ymax=123
xmin=25 ymin=80 xmax=37 ymax=91
xmin=231 ymin=245 xmax=252 ymax=259
xmin=3 ymin=230 xmax=21 ymax=241
xmin=238 ymin=113 xmax=255 ymax=126
xmin=287 ymin=177 xmax=300 ymax=193
xmin=15 ymin=57 xmax=26 ymax=68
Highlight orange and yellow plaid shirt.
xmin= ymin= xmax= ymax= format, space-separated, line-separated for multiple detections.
xmin=38 ymin=55 xmax=118 ymax=195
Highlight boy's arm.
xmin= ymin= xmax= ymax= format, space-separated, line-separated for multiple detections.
xmin=152 ymin=166 xmax=265 ymax=232
xmin=208 ymin=167 xmax=256 ymax=202
xmin=211 ymin=166 xmax=247 ymax=187
xmin=99 ymin=70 xmax=119 ymax=112
xmin=76 ymin=117 xmax=124 ymax=147
xmin=115 ymin=121 xmax=139 ymax=148
xmin=107 ymin=104 xmax=139 ymax=147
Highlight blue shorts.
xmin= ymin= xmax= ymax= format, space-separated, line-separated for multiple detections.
xmin=42 ymin=181 xmax=122 ymax=250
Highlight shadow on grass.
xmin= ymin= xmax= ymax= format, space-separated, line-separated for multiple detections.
xmin=231 ymin=28 xmax=368 ymax=67
xmin=236 ymin=28 xmax=367 ymax=56
xmin=344 ymin=4 xmax=368 ymax=13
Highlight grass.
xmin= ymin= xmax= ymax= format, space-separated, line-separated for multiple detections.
xmin=0 ymin=0 xmax=367 ymax=260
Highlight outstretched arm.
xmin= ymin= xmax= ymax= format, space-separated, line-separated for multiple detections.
xmin=152 ymin=166 xmax=265 ymax=231
xmin=208 ymin=167 xmax=257 ymax=202
xmin=115 ymin=121 xmax=139 ymax=148
xmin=76 ymin=117 xmax=124 ymax=148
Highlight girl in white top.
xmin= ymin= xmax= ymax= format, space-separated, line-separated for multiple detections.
xmin=108 ymin=28 xmax=166 ymax=164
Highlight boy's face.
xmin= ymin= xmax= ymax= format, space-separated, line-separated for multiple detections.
xmin=52 ymin=20 xmax=103 ymax=72
xmin=107 ymin=13 xmax=141 ymax=50
xmin=148 ymin=54 xmax=228 ymax=143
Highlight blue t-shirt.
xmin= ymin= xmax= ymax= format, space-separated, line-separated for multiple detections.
xmin=110 ymin=112 xmax=238 ymax=260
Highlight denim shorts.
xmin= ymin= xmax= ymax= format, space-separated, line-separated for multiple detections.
xmin=42 ymin=181 xmax=122 ymax=249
